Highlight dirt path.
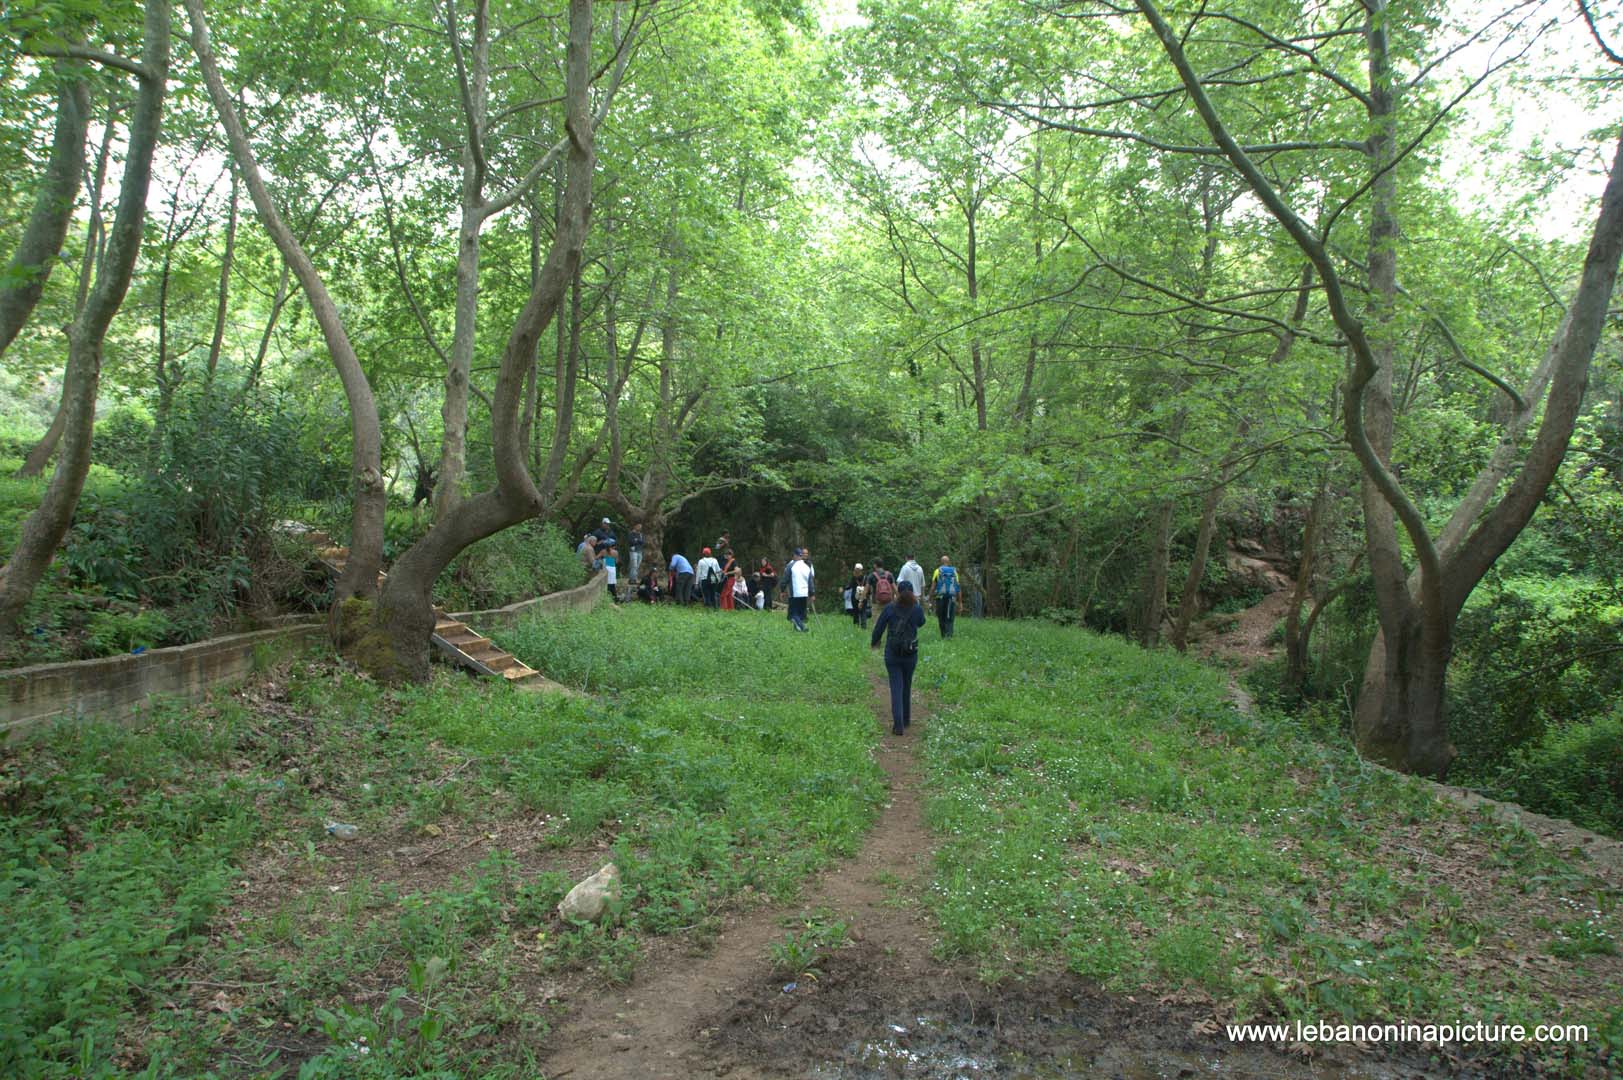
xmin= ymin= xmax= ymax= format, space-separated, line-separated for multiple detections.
xmin=536 ymin=663 xmax=1446 ymax=1079
xmin=537 ymin=672 xmax=938 ymax=1079
xmin=1189 ymin=587 xmax=1293 ymax=714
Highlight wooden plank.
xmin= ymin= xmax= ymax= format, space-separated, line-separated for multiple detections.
xmin=296 ymin=523 xmax=543 ymax=686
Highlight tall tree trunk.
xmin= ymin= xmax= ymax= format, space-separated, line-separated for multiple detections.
xmin=520 ymin=189 xmax=543 ymax=457
xmin=0 ymin=3 xmax=169 ymax=640
xmin=1135 ymin=498 xmax=1174 ymax=647
xmin=434 ymin=0 xmax=491 ymax=522
xmin=982 ymin=517 xmax=1005 ymax=616
xmin=1349 ymin=0 xmax=1429 ymax=759
xmin=245 ymin=258 xmax=290 ymax=392
xmin=150 ymin=235 xmax=176 ymax=467
xmin=188 ymin=0 xmax=386 ymax=603
xmin=0 ymin=65 xmax=90 ymax=359
xmin=1357 ymin=133 xmax=1623 ymax=773
xmin=1169 ymin=481 xmax=1222 ymax=651
xmin=206 ymin=165 xmax=238 ymax=386
xmin=1284 ymin=481 xmax=1328 ymax=690
xmin=1136 ymin=0 xmax=1623 ymax=777
xmin=1015 ymin=139 xmax=1042 ymax=426
xmin=16 ymin=108 xmax=115 ymax=481
xmin=1142 ymin=172 xmax=1221 ymax=649
xmin=369 ymin=0 xmax=607 ymax=681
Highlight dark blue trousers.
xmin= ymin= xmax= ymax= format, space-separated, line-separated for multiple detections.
xmin=885 ymin=653 xmax=917 ymax=732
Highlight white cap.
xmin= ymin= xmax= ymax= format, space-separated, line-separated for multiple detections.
xmin=854 ymin=563 xmax=864 ymax=570
xmin=602 ymin=517 xmax=611 ymax=524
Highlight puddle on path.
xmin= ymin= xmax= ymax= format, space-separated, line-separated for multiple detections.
xmin=714 ymin=956 xmax=1449 ymax=1080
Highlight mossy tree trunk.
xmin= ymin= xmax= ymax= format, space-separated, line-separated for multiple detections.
xmin=366 ymin=0 xmax=628 ymax=680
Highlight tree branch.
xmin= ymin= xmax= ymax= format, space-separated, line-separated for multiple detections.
xmin=27 ymin=45 xmax=155 ymax=81
xmin=1133 ymin=0 xmax=1444 ymax=615
xmin=444 ymin=0 xmax=489 ymax=188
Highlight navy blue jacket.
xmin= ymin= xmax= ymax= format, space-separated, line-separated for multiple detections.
xmin=870 ymin=601 xmax=925 ymax=659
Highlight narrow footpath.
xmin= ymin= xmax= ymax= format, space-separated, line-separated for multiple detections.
xmin=537 ymin=672 xmax=938 ymax=1079
xmin=538 ymin=646 xmax=1448 ymax=1079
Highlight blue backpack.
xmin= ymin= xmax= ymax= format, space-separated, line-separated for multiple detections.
xmin=936 ymin=565 xmax=960 ymax=597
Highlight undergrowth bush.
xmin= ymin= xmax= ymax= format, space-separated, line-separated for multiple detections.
xmin=1488 ymin=707 xmax=1623 ymax=836
xmin=4 ymin=387 xmax=338 ymax=660
xmin=360 ymin=509 xmax=584 ymax=611
xmin=438 ymin=520 xmax=584 ymax=610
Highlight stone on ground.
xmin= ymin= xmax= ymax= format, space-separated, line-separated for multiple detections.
xmin=558 ymin=863 xmax=621 ymax=923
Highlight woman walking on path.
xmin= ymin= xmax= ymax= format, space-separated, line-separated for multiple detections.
xmin=871 ymin=579 xmax=925 ymax=735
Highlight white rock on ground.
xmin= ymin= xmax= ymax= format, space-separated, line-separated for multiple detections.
xmin=557 ymin=863 xmax=621 ymax=923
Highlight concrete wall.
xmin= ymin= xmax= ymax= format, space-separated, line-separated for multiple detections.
xmin=1 ymin=622 xmax=324 ymax=741
xmin=449 ymin=569 xmax=608 ymax=632
xmin=0 ymin=571 xmax=608 ymax=741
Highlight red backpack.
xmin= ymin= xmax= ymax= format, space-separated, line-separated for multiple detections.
xmin=873 ymin=570 xmax=895 ymax=604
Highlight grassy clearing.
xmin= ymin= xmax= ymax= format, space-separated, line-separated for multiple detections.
xmin=0 ymin=605 xmax=880 ymax=1077
xmin=5 ymin=605 xmax=1618 ymax=1076
xmin=921 ymin=618 xmax=1621 ymax=1068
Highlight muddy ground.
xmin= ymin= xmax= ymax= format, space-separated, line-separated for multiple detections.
xmin=534 ymin=663 xmax=1540 ymax=1080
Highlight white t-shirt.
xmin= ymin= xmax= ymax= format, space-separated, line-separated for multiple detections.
xmin=789 ymin=559 xmax=813 ymax=598
xmin=695 ymin=556 xmax=721 ymax=584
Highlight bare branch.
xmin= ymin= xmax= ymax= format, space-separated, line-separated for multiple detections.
xmin=366 ymin=142 xmax=449 ymax=366
xmin=1579 ymin=0 xmax=1623 ymax=66
xmin=27 ymin=45 xmax=155 ymax=81
xmin=1194 ymin=10 xmax=1374 ymax=108
xmin=444 ymin=0 xmax=489 ymax=187
xmin=984 ymin=101 xmax=1368 ymax=155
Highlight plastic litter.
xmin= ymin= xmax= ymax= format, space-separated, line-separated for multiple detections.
xmin=324 ymin=820 xmax=359 ymax=840
xmin=782 ymin=982 xmax=797 ymax=993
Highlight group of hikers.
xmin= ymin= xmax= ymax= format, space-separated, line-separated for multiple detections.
xmin=577 ymin=518 xmax=965 ymax=738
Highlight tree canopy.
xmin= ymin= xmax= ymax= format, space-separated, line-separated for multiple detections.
xmin=1 ymin=0 xmax=1620 ymax=785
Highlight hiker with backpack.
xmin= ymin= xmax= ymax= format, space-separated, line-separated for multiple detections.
xmin=930 ymin=555 xmax=960 ymax=638
xmin=695 ymin=547 xmax=723 ymax=609
xmin=871 ymin=579 xmax=925 ymax=735
xmin=867 ymin=562 xmax=895 ymax=628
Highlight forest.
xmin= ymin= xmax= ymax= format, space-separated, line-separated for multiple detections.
xmin=1 ymin=0 xmax=1622 ymax=1072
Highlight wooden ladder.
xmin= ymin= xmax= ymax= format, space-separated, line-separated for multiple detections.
xmin=303 ymin=529 xmax=540 ymax=685
xmin=432 ymin=609 xmax=541 ymax=683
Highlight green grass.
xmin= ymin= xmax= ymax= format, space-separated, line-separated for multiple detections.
xmin=0 ymin=606 xmax=883 ymax=1077
xmin=0 ymin=455 xmax=125 ymax=559
xmin=919 ymin=618 xmax=1622 ymax=1064
xmin=4 ymin=606 xmax=1618 ymax=1076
